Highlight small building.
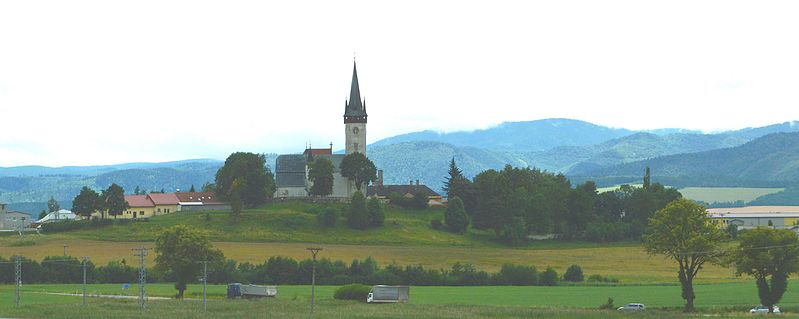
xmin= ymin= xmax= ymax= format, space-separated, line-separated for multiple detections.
xmin=2 ymin=211 xmax=33 ymax=229
xmin=147 ymin=193 xmax=180 ymax=216
xmin=121 ymin=195 xmax=156 ymax=219
xmin=36 ymin=209 xmax=77 ymax=223
xmin=707 ymin=206 xmax=799 ymax=229
xmin=175 ymin=192 xmax=230 ymax=211
xmin=367 ymin=172 xmax=444 ymax=206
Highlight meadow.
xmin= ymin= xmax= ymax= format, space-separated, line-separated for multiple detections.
xmin=678 ymin=187 xmax=785 ymax=204
xmin=0 ymin=283 xmax=794 ymax=318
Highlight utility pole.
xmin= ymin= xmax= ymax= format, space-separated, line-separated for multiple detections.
xmin=63 ymin=243 xmax=68 ymax=256
xmin=306 ymin=247 xmax=323 ymax=315
xmin=82 ymin=256 xmax=89 ymax=306
xmin=132 ymin=247 xmax=150 ymax=310
xmin=200 ymin=260 xmax=209 ymax=312
xmin=14 ymin=256 xmax=22 ymax=307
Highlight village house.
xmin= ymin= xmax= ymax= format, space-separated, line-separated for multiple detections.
xmin=707 ymin=206 xmax=799 ymax=230
xmin=367 ymin=172 xmax=444 ymax=206
xmin=175 ymin=192 xmax=230 ymax=211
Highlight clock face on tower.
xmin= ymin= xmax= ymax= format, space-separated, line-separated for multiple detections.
xmin=353 ymin=127 xmax=360 ymax=134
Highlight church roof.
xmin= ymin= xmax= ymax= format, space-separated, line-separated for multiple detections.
xmin=344 ymin=61 xmax=367 ymax=119
xmin=275 ymin=154 xmax=307 ymax=173
xmin=367 ymin=184 xmax=441 ymax=198
xmin=276 ymin=172 xmax=307 ymax=188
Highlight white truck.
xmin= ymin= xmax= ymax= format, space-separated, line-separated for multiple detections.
xmin=367 ymin=285 xmax=409 ymax=303
xmin=227 ymin=283 xmax=278 ymax=299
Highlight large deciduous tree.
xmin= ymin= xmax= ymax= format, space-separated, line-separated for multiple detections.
xmin=308 ymin=157 xmax=334 ymax=197
xmin=102 ymin=183 xmax=129 ymax=219
xmin=72 ymin=186 xmax=101 ymax=219
xmin=644 ymin=199 xmax=726 ymax=312
xmin=339 ymin=152 xmax=377 ymax=191
xmin=215 ymin=152 xmax=276 ymax=207
xmin=733 ymin=228 xmax=799 ymax=313
xmin=155 ymin=225 xmax=224 ymax=298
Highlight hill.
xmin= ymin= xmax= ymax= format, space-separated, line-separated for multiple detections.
xmin=576 ymin=132 xmax=799 ymax=187
xmin=370 ymin=118 xmax=634 ymax=151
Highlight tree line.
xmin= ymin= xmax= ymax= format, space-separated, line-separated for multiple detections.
xmin=443 ymin=159 xmax=681 ymax=244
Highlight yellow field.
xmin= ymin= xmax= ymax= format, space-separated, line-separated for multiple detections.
xmin=678 ymin=187 xmax=784 ymax=203
xmin=0 ymin=235 xmax=738 ymax=284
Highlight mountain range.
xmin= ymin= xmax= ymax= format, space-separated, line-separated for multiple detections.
xmin=3 ymin=118 xmax=799 ymax=212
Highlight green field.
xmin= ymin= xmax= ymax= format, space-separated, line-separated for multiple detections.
xmin=678 ymin=187 xmax=784 ymax=204
xmin=1 ymin=283 xmax=794 ymax=318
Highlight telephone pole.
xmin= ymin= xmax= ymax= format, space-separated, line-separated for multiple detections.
xmin=306 ymin=247 xmax=323 ymax=315
xmin=132 ymin=247 xmax=150 ymax=310
xmin=199 ymin=260 xmax=209 ymax=312
xmin=14 ymin=256 xmax=22 ymax=307
xmin=82 ymin=256 xmax=89 ymax=306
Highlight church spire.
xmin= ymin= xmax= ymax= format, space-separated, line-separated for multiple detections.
xmin=344 ymin=60 xmax=367 ymax=123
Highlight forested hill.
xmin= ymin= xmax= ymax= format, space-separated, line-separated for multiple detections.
xmin=574 ymin=132 xmax=799 ymax=187
xmin=370 ymin=118 xmax=634 ymax=151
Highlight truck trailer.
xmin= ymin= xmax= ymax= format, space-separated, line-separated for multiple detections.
xmin=367 ymin=285 xmax=409 ymax=303
xmin=227 ymin=283 xmax=278 ymax=299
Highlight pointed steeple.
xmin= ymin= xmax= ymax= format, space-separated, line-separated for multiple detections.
xmin=344 ymin=61 xmax=367 ymax=122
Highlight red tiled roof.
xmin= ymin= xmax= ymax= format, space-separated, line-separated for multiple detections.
xmin=125 ymin=195 xmax=155 ymax=208
xmin=147 ymin=193 xmax=180 ymax=205
xmin=303 ymin=148 xmax=332 ymax=156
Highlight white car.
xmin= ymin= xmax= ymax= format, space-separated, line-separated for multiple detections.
xmin=750 ymin=305 xmax=780 ymax=314
xmin=617 ymin=303 xmax=646 ymax=311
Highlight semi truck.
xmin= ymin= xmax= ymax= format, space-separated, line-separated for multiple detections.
xmin=367 ymin=285 xmax=409 ymax=303
xmin=227 ymin=283 xmax=278 ymax=299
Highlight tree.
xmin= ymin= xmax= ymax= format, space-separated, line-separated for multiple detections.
xmin=215 ymin=152 xmax=275 ymax=207
xmin=155 ymin=225 xmax=224 ymax=298
xmin=444 ymin=196 xmax=469 ymax=233
xmin=102 ymin=183 xmax=129 ymax=219
xmin=201 ymin=182 xmax=216 ymax=193
xmin=347 ymin=191 xmax=370 ymax=229
xmin=644 ymin=199 xmax=725 ymax=312
xmin=38 ymin=210 xmax=47 ymax=220
xmin=367 ymin=197 xmax=384 ymax=227
xmin=72 ymin=186 xmax=101 ymax=219
xmin=733 ymin=228 xmax=799 ymax=313
xmin=47 ymin=196 xmax=60 ymax=213
xmin=189 ymin=184 xmax=196 ymax=192
xmin=443 ymin=157 xmax=465 ymax=196
xmin=339 ymin=152 xmax=377 ymax=191
xmin=643 ymin=166 xmax=651 ymax=190
xmin=563 ymin=264 xmax=584 ymax=282
xmin=308 ymin=157 xmax=335 ymax=197
xmin=228 ymin=177 xmax=244 ymax=220
xmin=133 ymin=186 xmax=141 ymax=195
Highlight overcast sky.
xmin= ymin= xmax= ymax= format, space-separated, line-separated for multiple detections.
xmin=1 ymin=1 xmax=798 ymax=167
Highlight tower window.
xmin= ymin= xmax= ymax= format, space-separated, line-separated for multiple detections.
xmin=354 ymin=143 xmax=359 ymax=152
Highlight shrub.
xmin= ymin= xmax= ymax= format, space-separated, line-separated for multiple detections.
xmin=347 ymin=192 xmax=370 ymax=229
xmin=317 ymin=208 xmax=338 ymax=227
xmin=563 ymin=264 xmax=584 ymax=282
xmin=334 ymin=284 xmax=372 ymax=301
xmin=430 ymin=219 xmax=443 ymax=230
xmin=500 ymin=218 xmax=527 ymax=246
xmin=539 ymin=267 xmax=559 ymax=286
xmin=367 ymin=198 xmax=384 ymax=227
xmin=495 ymin=264 xmax=537 ymax=285
xmin=587 ymin=274 xmax=619 ymax=283
xmin=444 ymin=197 xmax=469 ymax=233
xmin=599 ymin=297 xmax=615 ymax=310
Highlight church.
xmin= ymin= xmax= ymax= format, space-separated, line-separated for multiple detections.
xmin=274 ymin=61 xmax=368 ymax=198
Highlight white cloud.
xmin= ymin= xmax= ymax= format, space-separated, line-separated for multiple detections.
xmin=1 ymin=0 xmax=798 ymax=166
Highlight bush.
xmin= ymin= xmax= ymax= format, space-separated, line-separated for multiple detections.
xmin=430 ymin=219 xmax=443 ymax=230
xmin=587 ymin=274 xmax=619 ymax=283
xmin=499 ymin=218 xmax=527 ymax=246
xmin=444 ymin=197 xmax=469 ymax=233
xmin=317 ymin=208 xmax=338 ymax=227
xmin=599 ymin=297 xmax=615 ymax=310
xmin=347 ymin=192 xmax=370 ymax=230
xmin=539 ymin=267 xmax=559 ymax=286
xmin=563 ymin=264 xmax=584 ymax=282
xmin=367 ymin=198 xmax=384 ymax=227
xmin=495 ymin=264 xmax=537 ymax=285
xmin=333 ymin=284 xmax=372 ymax=301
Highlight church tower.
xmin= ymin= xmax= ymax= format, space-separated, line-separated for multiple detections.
xmin=344 ymin=61 xmax=367 ymax=155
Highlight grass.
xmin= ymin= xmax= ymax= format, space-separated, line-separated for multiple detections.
xmin=2 ymin=283 xmax=796 ymax=318
xmin=678 ymin=187 xmax=785 ymax=204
